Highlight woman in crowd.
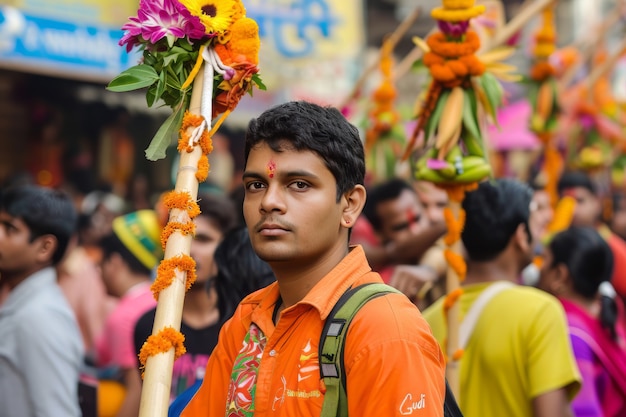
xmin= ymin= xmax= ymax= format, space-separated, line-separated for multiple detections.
xmin=538 ymin=226 xmax=626 ymax=417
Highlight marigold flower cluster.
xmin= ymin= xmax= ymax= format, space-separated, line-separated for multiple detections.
xmin=113 ymin=0 xmax=263 ymax=132
xmin=365 ymin=40 xmax=401 ymax=152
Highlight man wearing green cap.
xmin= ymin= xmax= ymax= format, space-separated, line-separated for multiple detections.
xmin=95 ymin=209 xmax=163 ymax=417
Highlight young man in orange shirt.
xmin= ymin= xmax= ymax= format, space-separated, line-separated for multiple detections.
xmin=182 ymin=101 xmax=446 ymax=416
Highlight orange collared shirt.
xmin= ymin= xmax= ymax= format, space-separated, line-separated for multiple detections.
xmin=182 ymin=245 xmax=445 ymax=417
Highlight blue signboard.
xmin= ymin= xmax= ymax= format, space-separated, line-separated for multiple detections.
xmin=0 ymin=6 xmax=139 ymax=80
xmin=246 ymin=0 xmax=339 ymax=58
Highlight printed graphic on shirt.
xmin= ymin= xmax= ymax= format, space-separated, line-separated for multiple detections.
xmin=271 ymin=339 xmax=322 ymax=411
xmin=400 ymin=392 xmax=426 ymax=415
xmin=226 ymin=323 xmax=266 ymax=417
xmin=297 ymin=339 xmax=318 ymax=382
xmin=171 ymin=353 xmax=210 ymax=401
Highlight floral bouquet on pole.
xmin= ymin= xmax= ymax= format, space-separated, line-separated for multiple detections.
xmin=403 ymin=0 xmax=517 ymax=398
xmin=107 ymin=1 xmax=263 ymax=416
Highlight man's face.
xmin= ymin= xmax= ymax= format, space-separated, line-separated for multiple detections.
xmin=414 ymin=181 xmax=448 ymax=224
xmin=243 ymin=142 xmax=348 ymax=264
xmin=529 ymin=190 xmax=553 ymax=243
xmin=376 ymin=189 xmax=429 ymax=245
xmin=0 ymin=212 xmax=41 ymax=281
xmin=190 ymin=216 xmax=224 ymax=285
xmin=563 ymin=186 xmax=600 ymax=227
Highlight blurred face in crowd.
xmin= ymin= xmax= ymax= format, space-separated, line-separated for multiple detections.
xmin=375 ymin=189 xmax=429 ymax=245
xmin=414 ymin=181 xmax=448 ymax=225
xmin=562 ymin=186 xmax=600 ymax=227
xmin=190 ymin=216 xmax=224 ymax=288
xmin=0 ymin=212 xmax=53 ymax=284
xmin=529 ymin=189 xmax=554 ymax=244
xmin=611 ymin=196 xmax=626 ymax=240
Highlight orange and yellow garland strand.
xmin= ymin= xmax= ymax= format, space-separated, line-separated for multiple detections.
xmin=423 ymin=31 xmax=485 ymax=88
xmin=441 ymin=182 xmax=477 ymax=362
xmin=529 ymin=5 xmax=562 ymax=209
xmin=138 ymin=328 xmax=186 ymax=377
xmin=365 ymin=39 xmax=400 ymax=152
xmin=138 ymin=111 xmax=214 ymax=376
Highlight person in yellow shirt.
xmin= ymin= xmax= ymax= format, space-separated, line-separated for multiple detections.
xmin=423 ymin=178 xmax=581 ymax=417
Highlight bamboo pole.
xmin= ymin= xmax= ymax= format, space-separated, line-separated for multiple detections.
xmin=483 ymin=0 xmax=556 ymax=52
xmin=393 ymin=26 xmax=439 ymax=81
xmin=559 ymin=1 xmax=626 ymax=90
xmin=138 ymin=68 xmax=205 ymax=417
xmin=585 ymin=38 xmax=626 ymax=88
xmin=445 ymin=200 xmax=463 ymax=398
xmin=337 ymin=6 xmax=422 ymax=109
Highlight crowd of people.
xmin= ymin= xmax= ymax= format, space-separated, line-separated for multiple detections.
xmin=1 ymin=100 xmax=625 ymax=417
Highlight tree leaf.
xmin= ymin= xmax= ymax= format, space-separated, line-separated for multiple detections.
xmin=106 ymin=65 xmax=159 ymax=92
xmin=145 ymin=101 xmax=185 ymax=161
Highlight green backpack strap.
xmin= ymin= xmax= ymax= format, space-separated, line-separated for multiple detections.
xmin=319 ymin=283 xmax=401 ymax=417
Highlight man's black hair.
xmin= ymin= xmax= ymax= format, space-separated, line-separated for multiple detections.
xmin=557 ymin=170 xmax=596 ymax=195
xmin=100 ymin=232 xmax=152 ymax=276
xmin=244 ymin=101 xmax=365 ymax=202
xmin=0 ymin=185 xmax=77 ymax=265
xmin=462 ymin=179 xmax=533 ymax=262
xmin=363 ymin=178 xmax=415 ymax=231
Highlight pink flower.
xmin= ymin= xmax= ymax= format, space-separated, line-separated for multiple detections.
xmin=119 ymin=0 xmax=206 ymax=52
xmin=437 ymin=20 xmax=469 ymax=37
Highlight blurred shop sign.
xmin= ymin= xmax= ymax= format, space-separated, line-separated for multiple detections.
xmin=232 ymin=0 xmax=366 ymax=123
xmin=0 ymin=5 xmax=139 ymax=82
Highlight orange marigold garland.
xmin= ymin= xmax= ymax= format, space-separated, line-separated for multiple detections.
xmin=364 ymin=38 xmax=406 ymax=181
xmin=138 ymin=327 xmax=186 ymax=377
xmin=527 ymin=4 xmax=563 ymax=209
xmin=162 ymin=191 xmax=201 ymax=218
xmin=151 ymin=255 xmax=198 ymax=299
xmin=160 ymin=221 xmax=196 ymax=250
xmin=108 ymin=1 xmax=265 ymax=413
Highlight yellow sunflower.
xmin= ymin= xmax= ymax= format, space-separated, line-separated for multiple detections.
xmin=180 ymin=0 xmax=237 ymax=35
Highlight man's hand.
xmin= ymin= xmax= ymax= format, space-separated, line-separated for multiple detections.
xmin=390 ymin=265 xmax=439 ymax=302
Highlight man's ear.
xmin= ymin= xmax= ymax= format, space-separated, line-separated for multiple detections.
xmin=35 ymin=235 xmax=57 ymax=264
xmin=513 ymin=223 xmax=531 ymax=254
xmin=341 ymin=184 xmax=366 ymax=228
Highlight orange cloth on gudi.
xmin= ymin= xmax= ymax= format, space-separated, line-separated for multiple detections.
xmin=182 ymin=246 xmax=445 ymax=417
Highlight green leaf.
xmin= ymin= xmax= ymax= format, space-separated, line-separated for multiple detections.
xmin=145 ymin=101 xmax=185 ymax=161
xmin=163 ymin=51 xmax=185 ymax=67
xmin=527 ymin=82 xmax=539 ymax=110
xmin=411 ymin=59 xmax=425 ymax=71
xmin=146 ymin=84 xmax=157 ymax=108
xmin=462 ymin=89 xmax=482 ymax=141
xmin=106 ymin=65 xmax=159 ymax=92
xmin=251 ymin=74 xmax=267 ymax=91
xmin=384 ymin=145 xmax=396 ymax=179
xmin=479 ymin=73 xmax=503 ymax=116
xmin=425 ymin=90 xmax=450 ymax=142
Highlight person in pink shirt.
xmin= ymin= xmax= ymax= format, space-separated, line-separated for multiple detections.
xmin=95 ymin=209 xmax=163 ymax=417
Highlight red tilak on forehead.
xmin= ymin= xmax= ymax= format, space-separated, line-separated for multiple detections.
xmin=266 ymin=160 xmax=276 ymax=178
